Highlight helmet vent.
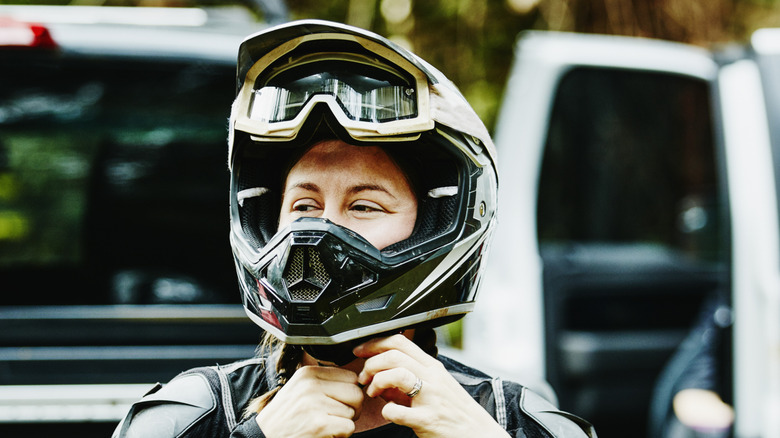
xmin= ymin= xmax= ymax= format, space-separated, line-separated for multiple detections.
xmin=285 ymin=246 xmax=330 ymax=302
xmin=355 ymin=295 xmax=392 ymax=312
xmin=291 ymin=287 xmax=321 ymax=302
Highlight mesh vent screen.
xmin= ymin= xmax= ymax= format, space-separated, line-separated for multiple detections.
xmin=286 ymin=247 xmax=305 ymax=283
xmin=290 ymin=287 xmax=321 ymax=302
xmin=285 ymin=247 xmax=330 ymax=302
xmin=355 ymin=295 xmax=392 ymax=312
xmin=308 ymin=249 xmax=329 ymax=286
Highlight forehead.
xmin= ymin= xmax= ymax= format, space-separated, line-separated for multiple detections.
xmin=287 ymin=140 xmax=405 ymax=180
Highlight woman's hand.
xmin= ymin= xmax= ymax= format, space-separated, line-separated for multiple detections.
xmin=354 ymin=334 xmax=510 ymax=438
xmin=673 ymin=388 xmax=734 ymax=431
xmin=255 ymin=366 xmax=364 ymax=438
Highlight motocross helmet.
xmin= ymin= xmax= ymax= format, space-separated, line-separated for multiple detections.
xmin=229 ymin=20 xmax=498 ymax=358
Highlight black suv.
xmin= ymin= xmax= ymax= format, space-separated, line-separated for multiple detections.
xmin=0 ymin=5 xmax=268 ymax=435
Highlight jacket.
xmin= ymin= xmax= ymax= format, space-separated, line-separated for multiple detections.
xmin=113 ymin=354 xmax=597 ymax=438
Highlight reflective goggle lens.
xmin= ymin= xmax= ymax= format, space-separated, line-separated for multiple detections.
xmin=249 ymin=68 xmax=417 ymax=124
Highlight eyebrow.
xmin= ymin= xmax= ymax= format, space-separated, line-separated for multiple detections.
xmin=348 ymin=184 xmax=395 ymax=199
xmin=287 ymin=182 xmax=396 ymax=199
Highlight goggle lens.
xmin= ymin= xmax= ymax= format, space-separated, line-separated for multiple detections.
xmin=249 ymin=68 xmax=417 ymax=124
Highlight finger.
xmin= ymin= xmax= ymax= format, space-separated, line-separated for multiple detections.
xmin=288 ymin=367 xmax=364 ymax=411
xmin=376 ymin=387 xmax=411 ymax=406
xmin=381 ymin=401 xmax=429 ymax=429
xmin=319 ymin=396 xmax=359 ymax=420
xmin=353 ymin=334 xmax=435 ymax=365
xmin=293 ymin=366 xmax=362 ymax=398
xmin=296 ymin=364 xmax=360 ymax=384
xmin=256 ymin=393 xmax=358 ymax=437
xmin=364 ymin=367 xmax=419 ymax=399
xmin=358 ymin=348 xmax=420 ymax=386
xmin=320 ymin=414 xmax=356 ymax=438
xmin=316 ymin=379 xmax=365 ymax=410
xmin=278 ymin=381 xmax=363 ymax=423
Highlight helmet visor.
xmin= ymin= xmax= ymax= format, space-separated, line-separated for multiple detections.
xmin=250 ymin=67 xmax=418 ymax=124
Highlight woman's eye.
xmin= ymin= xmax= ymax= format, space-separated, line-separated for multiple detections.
xmin=351 ymin=202 xmax=384 ymax=213
xmin=291 ymin=200 xmax=319 ymax=213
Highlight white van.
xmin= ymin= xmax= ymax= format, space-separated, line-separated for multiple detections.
xmin=463 ymin=29 xmax=780 ymax=438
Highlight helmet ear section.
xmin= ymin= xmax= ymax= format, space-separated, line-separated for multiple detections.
xmin=381 ymin=135 xmax=472 ymax=256
xmin=231 ymin=139 xmax=291 ymax=251
xmin=236 ymin=183 xmax=280 ymax=248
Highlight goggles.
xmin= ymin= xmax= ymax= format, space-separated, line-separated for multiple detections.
xmin=250 ymin=64 xmax=417 ymax=124
xmin=233 ymin=34 xmax=434 ymax=142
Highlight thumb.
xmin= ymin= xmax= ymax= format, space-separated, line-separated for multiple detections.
xmin=381 ymin=401 xmax=422 ymax=428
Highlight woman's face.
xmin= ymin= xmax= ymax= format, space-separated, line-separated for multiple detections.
xmin=279 ymin=140 xmax=418 ymax=250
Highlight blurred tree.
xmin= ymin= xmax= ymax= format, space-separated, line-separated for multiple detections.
xmin=533 ymin=0 xmax=732 ymax=44
xmin=283 ymin=0 xmax=780 ymax=129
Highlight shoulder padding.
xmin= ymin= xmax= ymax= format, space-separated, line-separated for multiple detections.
xmin=114 ymin=373 xmax=217 ymax=438
xmin=519 ymin=387 xmax=597 ymax=438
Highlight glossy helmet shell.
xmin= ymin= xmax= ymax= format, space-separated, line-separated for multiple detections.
xmin=228 ymin=19 xmax=498 ymax=345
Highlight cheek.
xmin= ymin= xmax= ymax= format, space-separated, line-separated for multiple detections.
xmin=277 ymin=216 xmax=287 ymax=231
xmin=365 ymin=210 xmax=417 ymax=250
xmin=277 ymin=211 xmax=287 ymax=231
xmin=277 ymin=203 xmax=293 ymax=231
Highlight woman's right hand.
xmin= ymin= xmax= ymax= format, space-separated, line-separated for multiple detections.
xmin=255 ymin=366 xmax=364 ymax=438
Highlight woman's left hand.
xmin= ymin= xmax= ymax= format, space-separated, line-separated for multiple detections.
xmin=354 ymin=334 xmax=510 ymax=438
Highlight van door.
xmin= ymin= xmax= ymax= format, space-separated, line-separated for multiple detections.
xmin=466 ymin=32 xmax=729 ymax=437
xmin=721 ymin=29 xmax=780 ymax=438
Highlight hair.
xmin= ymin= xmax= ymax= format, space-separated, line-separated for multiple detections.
xmin=243 ymin=327 xmax=438 ymax=418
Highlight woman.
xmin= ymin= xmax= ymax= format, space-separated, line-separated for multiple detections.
xmin=114 ymin=20 xmax=596 ymax=438
xmin=247 ymin=139 xmax=511 ymax=437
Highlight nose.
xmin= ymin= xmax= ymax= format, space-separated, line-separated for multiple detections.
xmin=320 ymin=205 xmax=349 ymax=229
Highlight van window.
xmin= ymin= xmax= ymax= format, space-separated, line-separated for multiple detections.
xmin=537 ymin=67 xmax=723 ymax=262
xmin=0 ymin=54 xmax=237 ymax=305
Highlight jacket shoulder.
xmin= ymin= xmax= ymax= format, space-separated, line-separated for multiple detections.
xmin=438 ymin=355 xmax=596 ymax=437
xmin=113 ymin=371 xmax=217 ymax=438
xmin=517 ymin=385 xmax=597 ymax=438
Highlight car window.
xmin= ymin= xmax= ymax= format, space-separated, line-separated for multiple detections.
xmin=537 ymin=67 xmax=724 ymax=262
xmin=0 ymin=52 xmax=237 ymax=305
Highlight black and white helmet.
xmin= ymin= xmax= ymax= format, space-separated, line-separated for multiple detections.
xmin=229 ymin=20 xmax=498 ymax=350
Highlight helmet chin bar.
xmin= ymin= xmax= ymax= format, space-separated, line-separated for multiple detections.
xmin=236 ymin=216 xmax=482 ymax=345
xmin=241 ymin=218 xmax=407 ymax=341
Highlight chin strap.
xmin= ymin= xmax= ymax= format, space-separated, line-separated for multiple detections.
xmin=303 ymin=342 xmax=360 ymax=366
xmin=302 ymin=328 xmax=407 ymax=366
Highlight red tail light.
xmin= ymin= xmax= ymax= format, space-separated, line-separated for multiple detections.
xmin=0 ymin=17 xmax=57 ymax=49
